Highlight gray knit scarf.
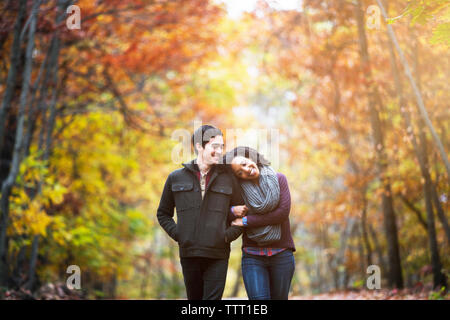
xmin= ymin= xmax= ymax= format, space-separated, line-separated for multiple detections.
xmin=240 ymin=165 xmax=281 ymax=246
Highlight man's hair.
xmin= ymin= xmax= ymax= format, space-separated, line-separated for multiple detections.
xmin=192 ymin=125 xmax=223 ymax=154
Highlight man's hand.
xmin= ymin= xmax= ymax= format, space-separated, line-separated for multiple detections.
xmin=232 ymin=205 xmax=248 ymax=218
xmin=231 ymin=218 xmax=244 ymax=227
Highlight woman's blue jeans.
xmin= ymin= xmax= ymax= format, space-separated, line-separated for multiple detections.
xmin=242 ymin=249 xmax=295 ymax=300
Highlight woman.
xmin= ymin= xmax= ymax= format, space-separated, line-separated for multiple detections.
xmin=224 ymin=146 xmax=296 ymax=300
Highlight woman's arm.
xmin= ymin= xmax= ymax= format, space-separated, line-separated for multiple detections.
xmin=245 ymin=173 xmax=291 ymax=228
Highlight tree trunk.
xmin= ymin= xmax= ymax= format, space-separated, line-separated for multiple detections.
xmin=410 ymin=33 xmax=450 ymax=247
xmin=417 ymin=118 xmax=447 ymax=288
xmin=355 ymin=223 xmax=367 ymax=284
xmin=12 ymin=242 xmax=27 ymax=288
xmin=376 ymin=0 xmax=450 ymax=186
xmin=23 ymin=37 xmax=53 ymax=159
xmin=382 ymin=10 xmax=447 ymax=289
xmin=0 ymin=0 xmax=27 ymax=152
xmin=360 ymin=194 xmax=373 ymax=268
xmin=328 ymin=57 xmax=374 ymax=290
xmin=330 ymin=217 xmax=356 ymax=290
xmin=355 ymin=0 xmax=403 ymax=289
xmin=385 ymin=24 xmax=449 ymax=246
xmin=368 ymin=224 xmax=387 ymax=277
xmin=26 ymin=235 xmax=39 ymax=290
xmin=0 ymin=0 xmax=40 ymax=287
xmin=430 ymin=185 xmax=450 ymax=246
xmin=25 ymin=0 xmax=66 ymax=292
xmin=421 ymin=150 xmax=447 ymax=289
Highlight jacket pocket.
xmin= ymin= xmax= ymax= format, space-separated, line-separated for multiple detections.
xmin=207 ymin=184 xmax=232 ymax=212
xmin=172 ymin=182 xmax=193 ymax=192
xmin=172 ymin=181 xmax=196 ymax=247
xmin=210 ymin=185 xmax=232 ymax=195
xmin=172 ymin=181 xmax=194 ymax=212
xmin=175 ymin=223 xmax=194 ymax=248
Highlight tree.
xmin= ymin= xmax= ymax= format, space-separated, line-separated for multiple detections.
xmin=376 ymin=0 xmax=450 ymax=186
xmin=354 ymin=0 xmax=404 ymax=289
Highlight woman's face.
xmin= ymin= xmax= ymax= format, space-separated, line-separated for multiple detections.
xmin=231 ymin=156 xmax=260 ymax=180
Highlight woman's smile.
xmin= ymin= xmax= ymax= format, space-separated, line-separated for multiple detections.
xmin=231 ymin=156 xmax=260 ymax=180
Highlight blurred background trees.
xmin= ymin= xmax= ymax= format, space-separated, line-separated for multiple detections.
xmin=0 ymin=0 xmax=448 ymax=299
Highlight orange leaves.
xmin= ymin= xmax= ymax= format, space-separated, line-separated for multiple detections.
xmin=292 ymin=288 xmax=436 ymax=300
xmin=93 ymin=0 xmax=222 ymax=74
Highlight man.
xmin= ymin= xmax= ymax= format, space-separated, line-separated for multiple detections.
xmin=157 ymin=125 xmax=246 ymax=300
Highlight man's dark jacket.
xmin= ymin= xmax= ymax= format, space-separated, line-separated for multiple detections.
xmin=157 ymin=159 xmax=244 ymax=259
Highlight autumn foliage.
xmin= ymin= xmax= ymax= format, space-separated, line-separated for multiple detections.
xmin=0 ymin=0 xmax=448 ymax=299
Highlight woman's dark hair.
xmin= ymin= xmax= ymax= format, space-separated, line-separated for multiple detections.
xmin=222 ymin=146 xmax=271 ymax=168
xmin=192 ymin=125 xmax=223 ymax=154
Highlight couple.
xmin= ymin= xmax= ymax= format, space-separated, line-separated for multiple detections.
xmin=157 ymin=125 xmax=295 ymax=300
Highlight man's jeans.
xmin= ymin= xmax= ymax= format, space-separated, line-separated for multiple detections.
xmin=180 ymin=257 xmax=228 ymax=300
xmin=242 ymin=249 xmax=295 ymax=300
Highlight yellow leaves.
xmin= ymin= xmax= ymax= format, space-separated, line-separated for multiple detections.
xmin=51 ymin=216 xmax=71 ymax=246
xmin=28 ymin=202 xmax=52 ymax=236
xmin=10 ymin=198 xmax=52 ymax=237
xmin=391 ymin=180 xmax=406 ymax=195
xmin=10 ymin=188 xmax=28 ymax=207
xmin=10 ymin=152 xmax=68 ymax=238
xmin=17 ymin=151 xmax=48 ymax=187
xmin=71 ymin=225 xmax=95 ymax=247
xmin=41 ymin=182 xmax=67 ymax=207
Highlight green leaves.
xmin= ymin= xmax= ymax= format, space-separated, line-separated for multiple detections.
xmin=430 ymin=22 xmax=450 ymax=45
xmin=402 ymin=0 xmax=450 ymax=46
xmin=405 ymin=0 xmax=449 ymax=25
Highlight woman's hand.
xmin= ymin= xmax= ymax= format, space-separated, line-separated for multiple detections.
xmin=232 ymin=205 xmax=248 ymax=218
xmin=231 ymin=218 xmax=244 ymax=227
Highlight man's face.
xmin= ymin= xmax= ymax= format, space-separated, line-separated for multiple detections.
xmin=197 ymin=135 xmax=224 ymax=165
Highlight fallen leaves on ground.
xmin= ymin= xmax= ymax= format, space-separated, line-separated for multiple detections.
xmin=3 ymin=282 xmax=83 ymax=300
xmin=291 ymin=288 xmax=449 ymax=300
